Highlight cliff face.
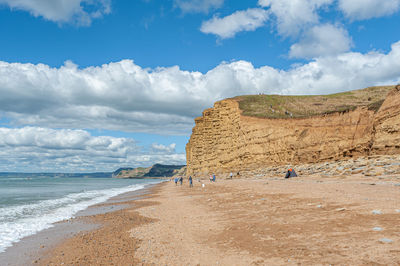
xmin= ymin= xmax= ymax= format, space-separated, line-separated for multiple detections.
xmin=186 ymin=86 xmax=400 ymax=176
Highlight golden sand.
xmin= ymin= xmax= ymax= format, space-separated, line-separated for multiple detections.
xmin=41 ymin=175 xmax=400 ymax=265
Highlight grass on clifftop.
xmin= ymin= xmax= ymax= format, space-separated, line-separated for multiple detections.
xmin=235 ymin=86 xmax=394 ymax=119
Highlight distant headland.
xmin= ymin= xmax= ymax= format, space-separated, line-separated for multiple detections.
xmin=0 ymin=164 xmax=186 ymax=179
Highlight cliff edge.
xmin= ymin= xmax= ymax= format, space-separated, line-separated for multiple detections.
xmin=186 ymin=85 xmax=400 ymax=176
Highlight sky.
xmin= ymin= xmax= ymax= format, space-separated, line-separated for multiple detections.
xmin=0 ymin=0 xmax=400 ymax=172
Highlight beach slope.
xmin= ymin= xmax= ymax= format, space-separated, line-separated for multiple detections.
xmin=41 ymin=175 xmax=400 ymax=265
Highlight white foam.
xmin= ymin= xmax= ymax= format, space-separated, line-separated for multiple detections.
xmin=0 ymin=182 xmax=153 ymax=253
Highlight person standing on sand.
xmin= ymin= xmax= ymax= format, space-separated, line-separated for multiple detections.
xmin=209 ymin=175 xmax=213 ymax=182
xmin=229 ymin=172 xmax=233 ymax=179
xmin=174 ymin=177 xmax=178 ymax=185
xmin=189 ymin=176 xmax=193 ymax=187
xmin=179 ymin=176 xmax=183 ymax=185
xmin=213 ymin=174 xmax=216 ymax=182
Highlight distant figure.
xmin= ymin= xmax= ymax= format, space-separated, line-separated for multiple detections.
xmin=174 ymin=178 xmax=178 ymax=185
xmin=179 ymin=177 xmax=183 ymax=185
xmin=189 ymin=176 xmax=193 ymax=187
xmin=229 ymin=172 xmax=233 ymax=179
xmin=209 ymin=175 xmax=213 ymax=182
xmin=237 ymin=171 xmax=240 ymax=177
xmin=212 ymin=174 xmax=216 ymax=182
xmin=285 ymin=168 xmax=298 ymax=179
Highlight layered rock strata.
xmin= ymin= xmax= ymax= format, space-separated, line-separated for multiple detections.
xmin=186 ymin=86 xmax=400 ymax=176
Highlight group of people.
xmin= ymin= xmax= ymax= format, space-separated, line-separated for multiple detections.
xmin=173 ymin=168 xmax=296 ymax=186
xmin=174 ymin=176 xmax=183 ymax=186
xmin=174 ymin=176 xmax=193 ymax=187
xmin=209 ymin=174 xmax=216 ymax=182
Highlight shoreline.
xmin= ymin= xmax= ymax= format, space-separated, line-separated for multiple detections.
xmin=7 ymin=174 xmax=400 ymax=265
xmin=37 ymin=183 xmax=163 ymax=265
xmin=0 ymin=182 xmax=161 ymax=266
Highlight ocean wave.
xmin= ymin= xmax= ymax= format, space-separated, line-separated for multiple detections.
xmin=0 ymin=182 xmax=153 ymax=253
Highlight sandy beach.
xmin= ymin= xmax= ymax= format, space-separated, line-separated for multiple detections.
xmin=25 ymin=173 xmax=400 ymax=266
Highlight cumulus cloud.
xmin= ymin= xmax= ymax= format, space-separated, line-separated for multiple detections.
xmin=258 ymin=0 xmax=333 ymax=37
xmin=174 ymin=0 xmax=223 ymax=13
xmin=151 ymin=143 xmax=176 ymax=153
xmin=1 ymin=41 xmax=400 ymax=135
xmin=0 ymin=126 xmax=131 ymax=151
xmin=338 ymin=0 xmax=400 ymax=20
xmin=0 ymin=0 xmax=111 ymax=26
xmin=289 ymin=24 xmax=352 ymax=59
xmin=0 ymin=127 xmax=185 ymax=172
xmin=200 ymin=8 xmax=269 ymax=39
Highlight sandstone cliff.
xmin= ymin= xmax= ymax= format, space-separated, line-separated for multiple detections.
xmin=186 ymin=86 xmax=400 ymax=176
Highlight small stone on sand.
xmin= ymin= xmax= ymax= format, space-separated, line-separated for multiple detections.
xmin=379 ymin=238 xmax=393 ymax=243
xmin=372 ymin=210 xmax=382 ymax=214
xmin=373 ymin=227 xmax=382 ymax=231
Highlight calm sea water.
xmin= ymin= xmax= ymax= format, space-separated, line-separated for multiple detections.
xmin=0 ymin=175 xmax=161 ymax=253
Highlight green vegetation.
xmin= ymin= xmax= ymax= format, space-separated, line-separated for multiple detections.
xmin=234 ymin=86 xmax=394 ymax=119
xmin=147 ymin=164 xmax=186 ymax=177
xmin=113 ymin=164 xmax=186 ymax=178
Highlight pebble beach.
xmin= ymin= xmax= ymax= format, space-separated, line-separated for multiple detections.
xmin=28 ymin=165 xmax=400 ymax=265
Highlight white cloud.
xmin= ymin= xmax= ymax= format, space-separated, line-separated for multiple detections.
xmin=200 ymin=8 xmax=269 ymax=39
xmin=338 ymin=0 xmax=400 ymax=20
xmin=0 ymin=127 xmax=185 ymax=172
xmin=151 ymin=143 xmax=176 ymax=153
xmin=174 ymin=0 xmax=223 ymax=13
xmin=258 ymin=0 xmax=333 ymax=37
xmin=0 ymin=0 xmax=111 ymax=26
xmin=1 ymin=41 xmax=400 ymax=136
xmin=289 ymin=24 xmax=352 ymax=59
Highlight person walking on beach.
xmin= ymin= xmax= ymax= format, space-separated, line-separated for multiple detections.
xmin=189 ymin=176 xmax=193 ymax=187
xmin=174 ymin=177 xmax=178 ymax=185
xmin=212 ymin=174 xmax=216 ymax=182
xmin=179 ymin=176 xmax=183 ymax=185
xmin=229 ymin=172 xmax=233 ymax=179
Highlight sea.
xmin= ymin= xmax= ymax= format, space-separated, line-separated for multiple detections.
xmin=0 ymin=174 xmax=161 ymax=253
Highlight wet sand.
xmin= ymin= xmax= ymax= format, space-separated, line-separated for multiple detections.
xmin=15 ymin=175 xmax=400 ymax=265
xmin=0 ymin=185 xmax=154 ymax=266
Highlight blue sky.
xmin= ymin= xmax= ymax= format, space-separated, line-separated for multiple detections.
xmin=0 ymin=0 xmax=399 ymax=172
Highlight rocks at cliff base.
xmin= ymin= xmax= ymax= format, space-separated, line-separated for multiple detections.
xmin=226 ymin=155 xmax=400 ymax=179
xmin=379 ymin=238 xmax=393 ymax=244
